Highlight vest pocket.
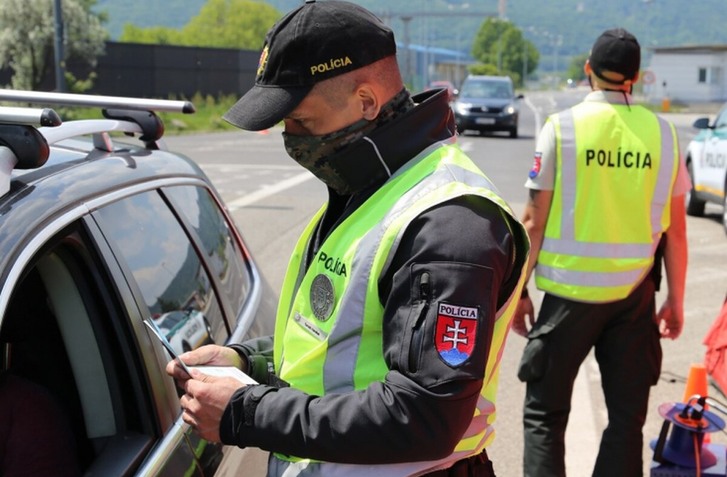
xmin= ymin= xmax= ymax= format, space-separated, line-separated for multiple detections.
xmin=517 ymin=337 xmax=548 ymax=382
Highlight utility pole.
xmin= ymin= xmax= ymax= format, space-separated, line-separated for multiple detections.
xmin=401 ymin=16 xmax=413 ymax=90
xmin=523 ymin=43 xmax=528 ymax=87
xmin=53 ymin=0 xmax=67 ymax=92
xmin=378 ymin=9 xmax=497 ymax=89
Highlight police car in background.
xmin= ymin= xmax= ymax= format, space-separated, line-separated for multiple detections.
xmin=154 ymin=309 xmax=213 ymax=354
xmin=0 ymin=90 xmax=276 ymax=475
xmin=684 ymin=105 xmax=727 ymax=234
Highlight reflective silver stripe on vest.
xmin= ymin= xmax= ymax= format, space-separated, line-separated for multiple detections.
xmin=542 ymin=110 xmax=676 ymax=263
xmin=323 ymin=146 xmax=501 ymax=393
xmin=557 ymin=110 xmax=577 ymax=240
xmin=537 ymin=263 xmax=648 ymax=287
xmin=652 ymin=116 xmax=677 ymax=233
xmin=541 ymin=239 xmax=654 ymax=258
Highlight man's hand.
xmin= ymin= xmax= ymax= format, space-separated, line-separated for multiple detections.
xmin=166 ymin=344 xmax=244 ymax=382
xmin=656 ymin=295 xmax=684 ymax=339
xmin=511 ymin=296 xmax=535 ymax=337
xmin=180 ymin=371 xmax=247 ymax=442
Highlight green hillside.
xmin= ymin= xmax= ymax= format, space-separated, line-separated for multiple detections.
xmin=95 ymin=0 xmax=727 ymax=73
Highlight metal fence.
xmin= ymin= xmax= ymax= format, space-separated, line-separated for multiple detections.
xmin=0 ymin=41 xmax=260 ymax=99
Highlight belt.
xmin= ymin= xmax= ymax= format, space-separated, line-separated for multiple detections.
xmin=422 ymin=451 xmax=495 ymax=477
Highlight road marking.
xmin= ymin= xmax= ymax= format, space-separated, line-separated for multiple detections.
xmin=225 ymin=171 xmax=314 ymax=210
xmin=458 ymin=140 xmax=474 ymax=153
xmin=524 ymin=96 xmax=544 ymax=135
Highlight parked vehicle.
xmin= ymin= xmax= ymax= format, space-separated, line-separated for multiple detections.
xmin=452 ymin=75 xmax=524 ymax=138
xmin=0 ymin=90 xmax=276 ymax=475
xmin=684 ymin=107 xmax=727 ymax=234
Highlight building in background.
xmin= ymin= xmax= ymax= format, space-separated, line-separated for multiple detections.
xmin=397 ymin=42 xmax=474 ymax=93
xmin=645 ymin=45 xmax=727 ymax=105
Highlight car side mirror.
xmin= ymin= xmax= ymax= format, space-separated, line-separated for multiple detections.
xmin=516 ymin=94 xmax=525 ymax=100
xmin=692 ymin=117 xmax=711 ymax=129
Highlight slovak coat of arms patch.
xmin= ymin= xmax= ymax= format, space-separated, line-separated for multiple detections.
xmin=434 ymin=302 xmax=479 ymax=367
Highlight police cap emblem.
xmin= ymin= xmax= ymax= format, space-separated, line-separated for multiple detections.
xmin=310 ymin=274 xmax=335 ymax=321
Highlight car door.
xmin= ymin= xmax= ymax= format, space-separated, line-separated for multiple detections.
xmin=700 ymin=108 xmax=727 ymax=198
xmin=1 ymin=183 xmax=270 ymax=476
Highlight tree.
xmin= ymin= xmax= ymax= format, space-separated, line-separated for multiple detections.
xmin=0 ymin=0 xmax=106 ymax=90
xmin=470 ymin=18 xmax=539 ymax=87
xmin=566 ymin=53 xmax=589 ymax=83
xmin=120 ymin=25 xmax=184 ymax=45
xmin=120 ymin=0 xmax=280 ymax=50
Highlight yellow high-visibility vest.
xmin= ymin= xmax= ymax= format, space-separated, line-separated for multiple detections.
xmin=270 ymin=142 xmax=528 ymax=476
xmin=535 ymin=102 xmax=679 ymax=303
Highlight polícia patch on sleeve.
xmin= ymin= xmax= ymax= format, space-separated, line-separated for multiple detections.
xmin=434 ymin=302 xmax=479 ymax=367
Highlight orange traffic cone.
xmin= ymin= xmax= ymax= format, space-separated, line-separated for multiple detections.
xmin=682 ymin=363 xmax=710 ymax=442
xmin=683 ymin=363 xmax=708 ymax=403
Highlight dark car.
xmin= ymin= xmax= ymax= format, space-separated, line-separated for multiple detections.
xmin=452 ymin=75 xmax=524 ymax=138
xmin=0 ymin=90 xmax=276 ymax=475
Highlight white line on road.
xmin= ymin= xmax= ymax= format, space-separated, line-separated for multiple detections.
xmin=457 ymin=139 xmax=474 ymax=153
xmin=225 ymin=171 xmax=314 ymax=210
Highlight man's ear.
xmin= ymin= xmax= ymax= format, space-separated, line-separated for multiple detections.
xmin=357 ymin=84 xmax=381 ymax=120
xmin=584 ymin=59 xmax=592 ymax=76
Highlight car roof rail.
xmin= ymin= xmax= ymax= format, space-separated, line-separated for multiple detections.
xmin=0 ymin=89 xmax=196 ymax=150
xmin=0 ymin=106 xmax=60 ymax=185
xmin=0 ymin=90 xmax=195 ymax=114
xmin=0 ymin=106 xmax=62 ymax=128
xmin=0 ymin=122 xmax=55 ymax=196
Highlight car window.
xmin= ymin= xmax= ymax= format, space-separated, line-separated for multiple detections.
xmin=461 ymin=80 xmax=512 ymax=99
xmin=715 ymin=109 xmax=727 ymax=129
xmin=163 ymin=185 xmax=252 ymax=325
xmin=93 ymin=190 xmax=227 ymax=352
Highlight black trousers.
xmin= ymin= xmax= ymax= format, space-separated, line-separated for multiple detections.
xmin=519 ymin=278 xmax=662 ymax=477
xmin=424 ymin=451 xmax=495 ymax=477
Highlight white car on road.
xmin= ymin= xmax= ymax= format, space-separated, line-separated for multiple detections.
xmin=684 ymin=107 xmax=727 ymax=234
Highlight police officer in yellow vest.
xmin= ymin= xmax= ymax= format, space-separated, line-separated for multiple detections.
xmin=166 ymin=2 xmax=530 ymax=476
xmin=511 ymin=28 xmax=689 ymax=477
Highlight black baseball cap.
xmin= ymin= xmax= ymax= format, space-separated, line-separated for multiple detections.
xmin=223 ymin=0 xmax=397 ymax=131
xmin=589 ymin=28 xmax=641 ymax=84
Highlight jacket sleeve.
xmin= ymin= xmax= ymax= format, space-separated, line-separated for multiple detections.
xmin=219 ymin=196 xmax=520 ymax=464
xmin=228 ymin=336 xmax=275 ymax=385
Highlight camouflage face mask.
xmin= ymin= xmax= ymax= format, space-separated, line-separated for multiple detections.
xmin=282 ymin=117 xmax=377 ymax=194
xmin=282 ymin=89 xmax=413 ymax=195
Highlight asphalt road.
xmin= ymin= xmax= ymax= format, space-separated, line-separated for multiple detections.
xmin=165 ymin=89 xmax=727 ymax=476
